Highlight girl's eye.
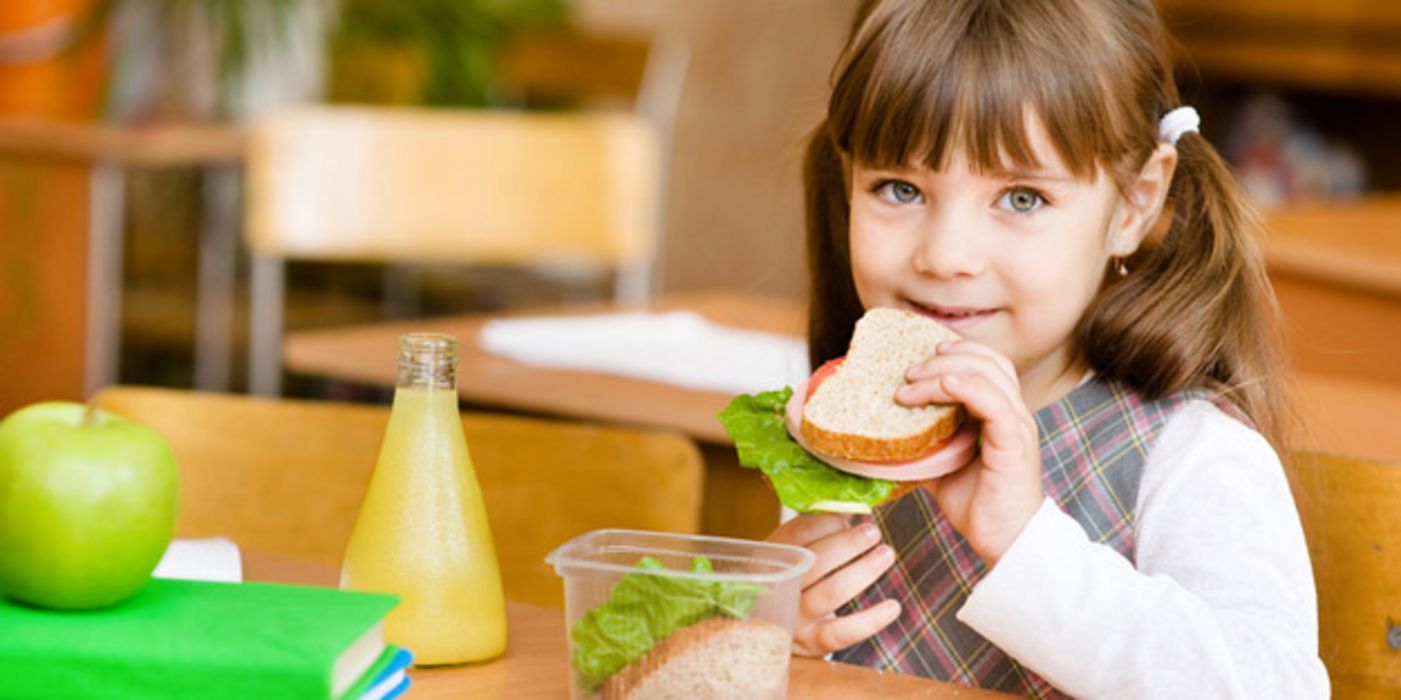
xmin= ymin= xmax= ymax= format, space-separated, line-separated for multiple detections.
xmin=998 ymin=187 xmax=1044 ymax=214
xmin=875 ymin=180 xmax=923 ymax=204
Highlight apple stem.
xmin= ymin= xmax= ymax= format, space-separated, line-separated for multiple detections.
xmin=82 ymin=402 xmax=99 ymax=428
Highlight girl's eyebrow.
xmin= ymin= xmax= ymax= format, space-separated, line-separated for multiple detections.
xmin=856 ymin=163 xmax=1076 ymax=184
xmin=856 ymin=164 xmax=917 ymax=176
xmin=987 ymin=167 xmax=1074 ymax=183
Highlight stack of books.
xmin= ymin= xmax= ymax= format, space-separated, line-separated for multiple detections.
xmin=347 ymin=646 xmax=414 ymax=700
xmin=0 ymin=578 xmax=413 ymax=699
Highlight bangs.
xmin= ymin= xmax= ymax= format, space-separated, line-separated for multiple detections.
xmin=829 ymin=0 xmax=1146 ymax=181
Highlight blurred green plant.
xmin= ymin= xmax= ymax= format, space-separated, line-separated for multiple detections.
xmin=77 ymin=0 xmax=569 ymax=116
xmin=330 ymin=0 xmax=569 ymax=107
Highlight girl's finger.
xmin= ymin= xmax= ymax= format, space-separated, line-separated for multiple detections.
xmin=897 ymin=354 xmax=1020 ymax=409
xmin=799 ymin=521 xmax=883 ymax=588
xmin=799 ymin=543 xmax=896 ymax=622
xmin=922 ymin=339 xmax=1019 ymax=387
xmin=938 ymin=372 xmax=1035 ymax=458
xmin=905 ymin=351 xmax=1019 ymax=397
xmin=795 ymin=599 xmax=902 ymax=657
xmin=767 ymin=512 xmax=853 ymax=548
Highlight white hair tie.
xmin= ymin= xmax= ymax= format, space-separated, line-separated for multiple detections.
xmin=1159 ymin=106 xmax=1200 ymax=145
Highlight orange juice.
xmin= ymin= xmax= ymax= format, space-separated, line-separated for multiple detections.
xmin=340 ymin=334 xmax=506 ymax=665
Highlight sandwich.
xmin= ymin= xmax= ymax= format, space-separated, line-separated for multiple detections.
xmin=569 ymin=556 xmax=789 ymax=700
xmin=600 ymin=617 xmax=789 ymax=700
xmin=718 ymin=308 xmax=978 ymax=513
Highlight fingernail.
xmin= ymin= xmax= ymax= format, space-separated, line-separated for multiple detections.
xmin=880 ymin=599 xmax=901 ymax=617
xmin=862 ymin=524 xmax=881 ymax=542
xmin=876 ymin=544 xmax=895 ymax=563
xmin=942 ymin=375 xmax=960 ymax=389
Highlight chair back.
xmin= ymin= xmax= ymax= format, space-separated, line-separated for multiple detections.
xmin=1286 ymin=451 xmax=1401 ymax=698
xmin=93 ymin=385 xmax=703 ymax=608
xmin=242 ymin=106 xmax=663 ymax=395
xmin=498 ymin=29 xmax=688 ymax=137
xmin=245 ymin=107 xmax=660 ymax=268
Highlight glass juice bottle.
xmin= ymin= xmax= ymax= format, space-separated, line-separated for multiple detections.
xmin=340 ymin=333 xmax=507 ymax=665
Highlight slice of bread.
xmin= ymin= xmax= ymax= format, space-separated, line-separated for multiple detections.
xmin=601 ymin=617 xmax=791 ymax=700
xmin=800 ymin=308 xmax=965 ymax=463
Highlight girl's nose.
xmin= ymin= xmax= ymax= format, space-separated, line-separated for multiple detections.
xmin=911 ymin=215 xmax=985 ymax=279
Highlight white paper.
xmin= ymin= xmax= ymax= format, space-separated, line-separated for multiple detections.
xmin=152 ymin=537 xmax=243 ymax=583
xmin=478 ymin=311 xmax=810 ymax=395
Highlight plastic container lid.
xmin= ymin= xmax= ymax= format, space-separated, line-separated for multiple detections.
xmin=546 ymin=529 xmax=815 ymax=584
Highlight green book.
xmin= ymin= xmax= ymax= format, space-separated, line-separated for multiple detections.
xmin=0 ymin=577 xmax=399 ymax=700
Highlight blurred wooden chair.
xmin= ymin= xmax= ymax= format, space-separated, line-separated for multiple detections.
xmin=1286 ymin=451 xmax=1401 ymax=698
xmin=92 ymin=385 xmax=702 ymax=608
xmin=243 ymin=106 xmax=662 ymax=396
xmin=498 ymin=28 xmax=688 ymax=147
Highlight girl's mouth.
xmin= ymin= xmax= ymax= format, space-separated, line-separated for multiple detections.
xmin=908 ymin=301 xmax=999 ymax=329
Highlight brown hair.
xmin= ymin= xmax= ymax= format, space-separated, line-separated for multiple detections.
xmin=805 ymin=0 xmax=1292 ymax=453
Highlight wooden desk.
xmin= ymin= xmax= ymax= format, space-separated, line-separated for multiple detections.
xmin=284 ymin=289 xmax=1401 ymax=537
xmin=285 ymin=290 xmax=806 ymax=445
xmin=0 ymin=117 xmax=245 ymax=166
xmin=242 ymin=550 xmax=1013 ymax=699
xmin=1290 ymin=374 xmax=1401 ymax=464
xmin=1158 ymin=0 xmax=1401 ymax=95
xmin=0 ymin=117 xmax=248 ymax=404
xmin=286 ymin=290 xmax=805 ymax=539
xmin=1263 ymin=198 xmax=1401 ymax=389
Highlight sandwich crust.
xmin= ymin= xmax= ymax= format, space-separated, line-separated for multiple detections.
xmin=801 ymin=404 xmax=966 ymax=463
xmin=800 ymin=308 xmax=965 ymax=463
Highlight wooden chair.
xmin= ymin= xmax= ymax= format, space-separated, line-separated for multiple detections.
xmin=1285 ymin=451 xmax=1401 ymax=698
xmin=497 ymin=28 xmax=688 ymax=148
xmin=92 ymin=385 xmax=702 ymax=608
xmin=242 ymin=106 xmax=663 ymax=396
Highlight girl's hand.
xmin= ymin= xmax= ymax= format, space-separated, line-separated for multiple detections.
xmin=896 ymin=339 xmax=1044 ymax=567
xmin=766 ymin=513 xmax=901 ymax=656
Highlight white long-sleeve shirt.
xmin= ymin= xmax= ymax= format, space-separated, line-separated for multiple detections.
xmin=957 ymin=400 xmax=1330 ymax=698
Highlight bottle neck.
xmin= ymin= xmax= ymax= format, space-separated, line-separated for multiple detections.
xmin=395 ymin=333 xmax=457 ymax=391
xmin=397 ymin=361 xmax=455 ymax=391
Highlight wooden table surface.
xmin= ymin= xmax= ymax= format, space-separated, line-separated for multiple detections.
xmin=0 ymin=117 xmax=248 ymax=410
xmin=1261 ymin=198 xmax=1401 ymax=388
xmin=285 ymin=289 xmax=1401 ymax=463
xmin=1263 ymin=197 xmax=1401 ymax=300
xmin=242 ymin=550 xmax=1012 ymax=699
xmin=285 ymin=290 xmax=806 ymax=445
xmin=0 ymin=117 xmax=246 ymax=166
xmin=1290 ymin=373 xmax=1401 ymax=463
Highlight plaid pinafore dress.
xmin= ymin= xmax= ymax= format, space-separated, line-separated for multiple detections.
xmin=832 ymin=378 xmax=1205 ymax=698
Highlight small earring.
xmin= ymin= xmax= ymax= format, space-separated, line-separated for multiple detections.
xmin=1115 ymin=258 xmax=1129 ymax=277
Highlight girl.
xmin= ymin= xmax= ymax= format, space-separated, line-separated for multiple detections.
xmin=768 ymin=0 xmax=1329 ymax=697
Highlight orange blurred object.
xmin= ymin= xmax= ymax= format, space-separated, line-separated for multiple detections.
xmin=0 ymin=0 xmax=106 ymax=120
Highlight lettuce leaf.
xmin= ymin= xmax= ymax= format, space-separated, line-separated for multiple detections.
xmin=717 ymin=387 xmax=897 ymax=513
xmin=570 ymin=556 xmax=767 ymax=691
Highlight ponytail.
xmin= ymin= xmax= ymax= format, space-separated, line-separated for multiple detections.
xmin=1080 ymin=132 xmax=1292 ymax=454
xmin=803 ymin=121 xmax=866 ymax=371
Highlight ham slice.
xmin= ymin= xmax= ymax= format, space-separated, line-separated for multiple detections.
xmin=785 ymin=381 xmax=978 ymax=481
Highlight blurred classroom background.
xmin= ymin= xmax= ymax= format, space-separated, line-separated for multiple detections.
xmin=1 ymin=0 xmax=1398 ymax=460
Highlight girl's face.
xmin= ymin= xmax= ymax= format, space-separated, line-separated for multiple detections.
xmin=847 ymin=115 xmax=1168 ymax=407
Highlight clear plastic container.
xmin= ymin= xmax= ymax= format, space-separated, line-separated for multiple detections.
xmin=546 ymin=529 xmax=815 ymax=700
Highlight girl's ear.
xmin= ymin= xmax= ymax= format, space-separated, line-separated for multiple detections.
xmin=1109 ymin=143 xmax=1178 ymax=256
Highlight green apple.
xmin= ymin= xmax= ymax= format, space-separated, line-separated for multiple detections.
xmin=0 ymin=402 xmax=178 ymax=610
